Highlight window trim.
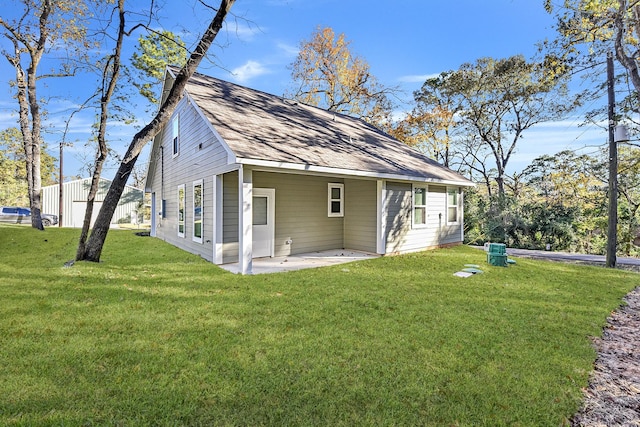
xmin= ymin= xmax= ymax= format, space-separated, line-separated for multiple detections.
xmin=412 ymin=184 xmax=428 ymax=229
xmin=328 ymin=183 xmax=344 ymax=217
xmin=177 ymin=184 xmax=185 ymax=238
xmin=192 ymin=179 xmax=203 ymax=243
xmin=171 ymin=114 xmax=180 ymax=158
xmin=447 ymin=187 xmax=460 ymax=225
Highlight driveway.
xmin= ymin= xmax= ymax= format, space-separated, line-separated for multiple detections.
xmin=477 ymin=246 xmax=640 ymax=268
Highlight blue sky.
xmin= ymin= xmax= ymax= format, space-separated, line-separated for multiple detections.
xmin=0 ymin=0 xmax=608 ymax=182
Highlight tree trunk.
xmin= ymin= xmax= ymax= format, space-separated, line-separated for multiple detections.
xmin=27 ymin=55 xmax=44 ymax=230
xmin=11 ymin=55 xmax=42 ymax=230
xmin=78 ymin=0 xmax=236 ymax=262
xmin=1 ymin=0 xmax=52 ymax=230
xmin=76 ymin=0 xmax=125 ymax=260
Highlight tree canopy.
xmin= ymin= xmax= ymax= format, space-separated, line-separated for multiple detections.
xmin=404 ymin=55 xmax=580 ymax=197
xmin=130 ymin=30 xmax=187 ymax=105
xmin=287 ymin=26 xmax=396 ymax=129
xmin=0 ymin=0 xmax=97 ymax=229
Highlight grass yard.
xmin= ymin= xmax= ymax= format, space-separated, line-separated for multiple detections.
xmin=0 ymin=225 xmax=638 ymax=426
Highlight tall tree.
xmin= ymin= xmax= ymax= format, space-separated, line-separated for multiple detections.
xmin=287 ymin=26 xmax=396 ymax=128
xmin=546 ymin=0 xmax=640 ymax=97
xmin=0 ymin=0 xmax=92 ymax=230
xmin=130 ymin=30 xmax=187 ymax=105
xmin=77 ymin=0 xmax=236 ymax=263
xmin=76 ymin=0 xmax=126 ymax=260
xmin=391 ymin=85 xmax=459 ymax=168
xmin=412 ymin=55 xmax=579 ymax=197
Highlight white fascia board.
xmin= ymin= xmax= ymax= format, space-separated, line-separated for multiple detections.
xmin=209 ymin=163 xmax=241 ymax=176
xmin=183 ymin=91 xmax=237 ymax=164
xmin=237 ymin=158 xmax=476 ymax=187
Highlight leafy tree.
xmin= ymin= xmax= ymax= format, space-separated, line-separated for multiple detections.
xmin=617 ymin=146 xmax=640 ymax=255
xmin=77 ymin=0 xmax=236 ymax=262
xmin=130 ymin=30 xmax=187 ymax=105
xmin=0 ymin=0 xmax=94 ymax=229
xmin=391 ymin=78 xmax=460 ymax=168
xmin=287 ymin=26 xmax=396 ymax=129
xmin=519 ymin=151 xmax=605 ymax=251
xmin=0 ymin=127 xmax=56 ymax=206
xmin=546 ymin=0 xmax=640 ymax=97
xmin=411 ymin=55 xmax=579 ymax=198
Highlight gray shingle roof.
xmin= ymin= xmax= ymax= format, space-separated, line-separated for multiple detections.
xmin=181 ymin=69 xmax=472 ymax=185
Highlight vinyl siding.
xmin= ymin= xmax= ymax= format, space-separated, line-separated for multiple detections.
xmin=219 ymin=171 xmax=346 ymax=263
xmin=384 ymin=182 xmax=462 ymax=254
xmin=344 ymin=179 xmax=377 ymax=253
xmin=151 ymin=95 xmax=231 ymax=262
xmin=222 ymin=171 xmax=239 ymax=264
xmin=254 ymin=172 xmax=344 ymax=257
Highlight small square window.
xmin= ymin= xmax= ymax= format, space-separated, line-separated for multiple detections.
xmin=328 ymin=183 xmax=344 ymax=217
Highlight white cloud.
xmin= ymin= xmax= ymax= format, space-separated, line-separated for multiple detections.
xmin=226 ymin=22 xmax=263 ymax=41
xmin=276 ymin=42 xmax=299 ymax=58
xmin=397 ymin=73 xmax=440 ymax=83
xmin=231 ymin=60 xmax=269 ymax=83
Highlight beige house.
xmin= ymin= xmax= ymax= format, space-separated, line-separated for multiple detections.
xmin=144 ymin=68 xmax=474 ymax=274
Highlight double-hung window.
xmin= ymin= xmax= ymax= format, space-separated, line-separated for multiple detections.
xmin=172 ymin=114 xmax=180 ymax=157
xmin=328 ymin=183 xmax=344 ymax=217
xmin=413 ymin=185 xmax=428 ymax=227
xmin=177 ymin=184 xmax=185 ymax=237
xmin=193 ymin=180 xmax=203 ymax=243
xmin=447 ymin=188 xmax=459 ymax=224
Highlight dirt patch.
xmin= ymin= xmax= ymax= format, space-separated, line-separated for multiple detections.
xmin=571 ymin=286 xmax=640 ymax=426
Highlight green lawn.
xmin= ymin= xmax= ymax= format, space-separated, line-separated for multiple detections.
xmin=0 ymin=225 xmax=637 ymax=426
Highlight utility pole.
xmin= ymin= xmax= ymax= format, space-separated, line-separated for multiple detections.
xmin=606 ymin=52 xmax=617 ymax=268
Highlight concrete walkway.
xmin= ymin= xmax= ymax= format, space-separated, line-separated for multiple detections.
xmin=478 ymin=246 xmax=640 ymax=268
xmin=220 ymin=249 xmax=380 ymax=274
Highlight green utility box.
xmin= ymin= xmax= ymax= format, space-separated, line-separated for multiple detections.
xmin=488 ymin=243 xmax=506 ymax=254
xmin=486 ymin=243 xmax=508 ymax=267
xmin=487 ymin=252 xmax=508 ymax=267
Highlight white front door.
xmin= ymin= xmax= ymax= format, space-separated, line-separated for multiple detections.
xmin=252 ymin=188 xmax=275 ymax=258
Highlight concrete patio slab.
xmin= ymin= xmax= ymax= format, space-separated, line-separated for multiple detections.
xmin=220 ymin=249 xmax=380 ymax=274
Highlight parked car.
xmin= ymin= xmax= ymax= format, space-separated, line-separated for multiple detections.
xmin=0 ymin=206 xmax=58 ymax=226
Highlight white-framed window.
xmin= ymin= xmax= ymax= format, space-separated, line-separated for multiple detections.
xmin=447 ymin=187 xmax=459 ymax=224
xmin=172 ymin=114 xmax=180 ymax=157
xmin=412 ymin=185 xmax=428 ymax=228
xmin=328 ymin=183 xmax=344 ymax=217
xmin=193 ymin=179 xmax=203 ymax=243
xmin=177 ymin=184 xmax=185 ymax=237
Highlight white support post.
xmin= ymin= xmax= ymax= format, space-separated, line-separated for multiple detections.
xmin=238 ymin=166 xmax=253 ymax=274
xmin=150 ymin=192 xmax=157 ymax=237
xmin=459 ymin=188 xmax=465 ymax=243
xmin=376 ymin=180 xmax=386 ymax=255
xmin=213 ymin=174 xmax=224 ymax=264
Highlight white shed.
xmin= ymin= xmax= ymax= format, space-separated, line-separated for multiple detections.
xmin=42 ymin=178 xmax=143 ymax=227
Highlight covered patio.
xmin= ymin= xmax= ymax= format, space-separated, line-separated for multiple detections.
xmin=219 ymin=249 xmax=380 ymax=274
